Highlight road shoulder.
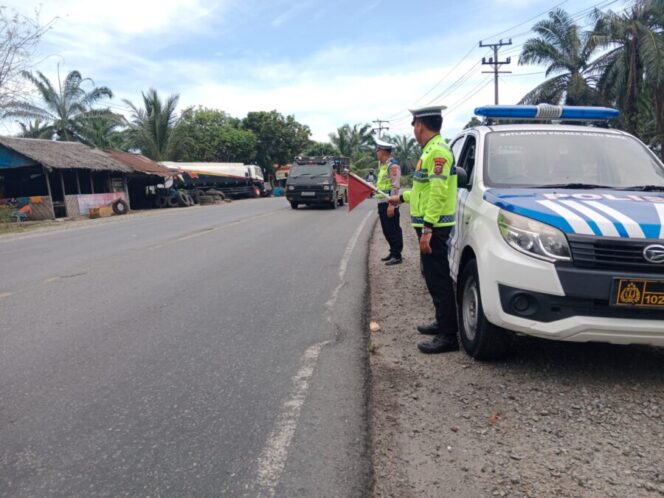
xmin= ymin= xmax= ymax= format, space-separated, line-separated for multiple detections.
xmin=369 ymin=205 xmax=664 ymax=498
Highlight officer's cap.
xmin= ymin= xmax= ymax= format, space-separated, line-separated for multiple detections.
xmin=409 ymin=105 xmax=447 ymax=124
xmin=375 ymin=138 xmax=395 ymax=151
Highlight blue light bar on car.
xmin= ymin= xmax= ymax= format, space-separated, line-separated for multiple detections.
xmin=474 ymin=104 xmax=619 ymax=121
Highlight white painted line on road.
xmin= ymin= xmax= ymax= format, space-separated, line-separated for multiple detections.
xmin=254 ymin=210 xmax=373 ymax=496
xmin=254 ymin=340 xmax=330 ymax=496
xmin=326 ymin=210 xmax=373 ymax=313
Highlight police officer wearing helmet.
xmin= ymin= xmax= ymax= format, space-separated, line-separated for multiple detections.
xmin=388 ymin=105 xmax=459 ymax=354
xmin=374 ymin=138 xmax=403 ymax=265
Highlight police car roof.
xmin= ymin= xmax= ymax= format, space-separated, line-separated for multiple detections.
xmin=468 ymin=123 xmax=630 ymax=136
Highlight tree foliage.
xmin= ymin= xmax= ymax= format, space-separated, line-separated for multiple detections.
xmin=178 ymin=107 xmax=257 ymax=163
xmin=329 ymin=123 xmax=375 ymax=170
xmin=123 ymin=88 xmax=184 ymax=161
xmin=0 ymin=7 xmax=54 ymax=107
xmin=242 ymin=110 xmax=311 ymax=173
xmin=518 ymin=8 xmax=599 ymax=105
xmin=3 ymin=68 xmax=117 ymax=142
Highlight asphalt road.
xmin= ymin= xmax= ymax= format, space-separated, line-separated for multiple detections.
xmin=0 ymin=198 xmax=375 ymax=497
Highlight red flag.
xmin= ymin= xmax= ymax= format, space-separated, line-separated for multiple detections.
xmin=347 ymin=172 xmax=377 ymax=211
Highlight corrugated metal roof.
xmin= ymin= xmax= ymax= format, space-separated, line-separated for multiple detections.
xmin=0 ymin=136 xmax=132 ymax=172
xmin=107 ymin=151 xmax=174 ymax=177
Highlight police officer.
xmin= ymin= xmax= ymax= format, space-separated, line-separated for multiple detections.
xmin=388 ymin=105 xmax=459 ymax=354
xmin=374 ymin=138 xmax=403 ymax=265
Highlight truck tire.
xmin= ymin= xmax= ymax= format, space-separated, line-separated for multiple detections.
xmin=168 ymin=196 xmax=179 ymax=208
xmin=112 ymin=199 xmax=129 ymax=215
xmin=155 ymin=196 xmax=168 ymax=209
xmin=330 ymin=191 xmax=337 ymax=209
xmin=290 ymin=202 xmax=298 ymax=209
xmin=457 ymin=259 xmax=512 ymax=360
xmin=177 ymin=191 xmax=188 ymax=207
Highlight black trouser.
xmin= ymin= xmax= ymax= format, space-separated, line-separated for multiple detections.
xmin=415 ymin=226 xmax=459 ymax=336
xmin=378 ymin=203 xmax=403 ymax=259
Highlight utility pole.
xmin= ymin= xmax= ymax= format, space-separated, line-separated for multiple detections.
xmin=372 ymin=119 xmax=389 ymax=138
xmin=480 ymin=39 xmax=512 ymax=105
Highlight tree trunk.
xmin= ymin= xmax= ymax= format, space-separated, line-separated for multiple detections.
xmin=656 ymin=87 xmax=664 ymax=162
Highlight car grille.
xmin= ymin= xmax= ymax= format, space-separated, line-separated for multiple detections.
xmin=568 ymin=235 xmax=664 ymax=273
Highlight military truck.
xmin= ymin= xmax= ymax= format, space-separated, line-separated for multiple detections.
xmin=285 ymin=156 xmax=349 ymax=209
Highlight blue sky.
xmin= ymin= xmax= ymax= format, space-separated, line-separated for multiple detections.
xmin=4 ymin=0 xmax=630 ymax=141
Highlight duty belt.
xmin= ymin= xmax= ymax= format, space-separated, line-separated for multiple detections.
xmin=411 ymin=215 xmax=455 ymax=225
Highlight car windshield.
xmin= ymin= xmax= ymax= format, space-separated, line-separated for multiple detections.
xmin=289 ymin=165 xmax=332 ymax=178
xmin=484 ymin=130 xmax=664 ymax=189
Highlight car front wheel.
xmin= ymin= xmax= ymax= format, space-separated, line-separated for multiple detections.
xmin=458 ymin=259 xmax=512 ymax=360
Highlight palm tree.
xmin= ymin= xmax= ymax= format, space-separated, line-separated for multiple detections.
xmin=518 ymin=8 xmax=599 ymax=105
xmin=592 ymin=1 xmax=664 ymax=135
xmin=388 ymin=134 xmax=420 ymax=174
xmin=329 ymin=123 xmax=375 ymax=158
xmin=17 ymin=118 xmax=50 ymax=138
xmin=4 ymin=68 xmax=114 ymax=141
xmin=123 ymin=88 xmax=183 ymax=161
xmin=77 ymin=112 xmax=127 ymax=149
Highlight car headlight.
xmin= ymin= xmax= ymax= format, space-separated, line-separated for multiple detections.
xmin=287 ymin=185 xmax=295 ymax=191
xmin=498 ymin=210 xmax=571 ymax=262
xmin=323 ymin=185 xmax=330 ymax=191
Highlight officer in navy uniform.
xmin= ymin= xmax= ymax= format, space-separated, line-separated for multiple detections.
xmin=388 ymin=105 xmax=459 ymax=353
xmin=374 ymin=139 xmax=403 ymax=265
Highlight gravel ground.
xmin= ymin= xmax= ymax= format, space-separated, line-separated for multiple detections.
xmin=369 ymin=206 xmax=664 ymax=498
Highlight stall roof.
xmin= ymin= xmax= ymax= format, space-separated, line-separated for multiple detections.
xmin=0 ymin=136 xmax=132 ymax=172
xmin=107 ymin=151 xmax=174 ymax=177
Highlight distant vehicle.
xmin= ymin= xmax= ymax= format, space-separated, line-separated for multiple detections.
xmin=161 ymin=162 xmax=267 ymax=199
xmin=286 ymin=156 xmax=349 ymax=209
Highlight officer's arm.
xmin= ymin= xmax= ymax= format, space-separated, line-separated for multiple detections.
xmin=389 ymin=163 xmax=401 ymax=197
xmin=423 ymin=150 xmax=453 ymax=227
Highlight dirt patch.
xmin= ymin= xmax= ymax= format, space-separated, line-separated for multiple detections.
xmin=370 ymin=205 xmax=664 ymax=498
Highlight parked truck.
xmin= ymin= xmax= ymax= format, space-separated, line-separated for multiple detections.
xmin=161 ymin=162 xmax=267 ymax=199
xmin=285 ymin=156 xmax=349 ymax=209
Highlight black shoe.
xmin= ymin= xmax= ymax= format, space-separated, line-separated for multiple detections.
xmin=417 ymin=321 xmax=439 ymax=335
xmin=380 ymin=254 xmax=392 ymax=261
xmin=385 ymin=257 xmax=402 ymax=266
xmin=417 ymin=334 xmax=459 ymax=354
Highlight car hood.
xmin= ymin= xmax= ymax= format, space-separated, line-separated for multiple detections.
xmin=484 ymin=188 xmax=664 ymax=239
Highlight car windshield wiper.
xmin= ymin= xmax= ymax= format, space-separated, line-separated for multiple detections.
xmin=619 ymin=185 xmax=664 ymax=192
xmin=533 ymin=183 xmax=613 ymax=189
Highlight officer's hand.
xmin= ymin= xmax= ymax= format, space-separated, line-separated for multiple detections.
xmin=387 ymin=204 xmax=395 ymax=218
xmin=420 ymin=232 xmax=432 ymax=254
xmin=387 ymin=195 xmax=400 ymax=205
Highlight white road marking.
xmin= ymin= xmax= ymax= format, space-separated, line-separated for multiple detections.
xmin=254 ymin=210 xmax=373 ymax=497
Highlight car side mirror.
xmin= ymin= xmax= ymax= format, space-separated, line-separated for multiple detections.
xmin=456 ymin=167 xmax=468 ymax=188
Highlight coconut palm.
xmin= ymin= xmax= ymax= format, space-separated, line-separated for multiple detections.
xmin=77 ymin=112 xmax=127 ymax=149
xmin=329 ymin=123 xmax=375 ymax=158
xmin=123 ymin=88 xmax=184 ymax=161
xmin=17 ymin=118 xmax=50 ymax=138
xmin=4 ymin=68 xmax=114 ymax=141
xmin=518 ymin=8 xmax=599 ymax=105
xmin=592 ymin=0 xmax=664 ymax=135
xmin=387 ymin=134 xmax=420 ymax=174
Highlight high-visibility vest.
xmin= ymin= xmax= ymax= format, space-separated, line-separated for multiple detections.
xmin=375 ymin=158 xmax=399 ymax=200
xmin=402 ymin=135 xmax=456 ymax=228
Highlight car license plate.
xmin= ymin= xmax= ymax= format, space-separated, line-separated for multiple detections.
xmin=301 ymin=192 xmax=315 ymax=197
xmin=612 ymin=278 xmax=664 ymax=308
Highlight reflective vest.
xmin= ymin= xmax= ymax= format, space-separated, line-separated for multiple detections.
xmin=375 ymin=158 xmax=399 ymax=201
xmin=402 ymin=134 xmax=456 ymax=228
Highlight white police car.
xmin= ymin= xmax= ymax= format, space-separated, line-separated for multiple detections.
xmin=448 ymin=104 xmax=664 ymax=359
